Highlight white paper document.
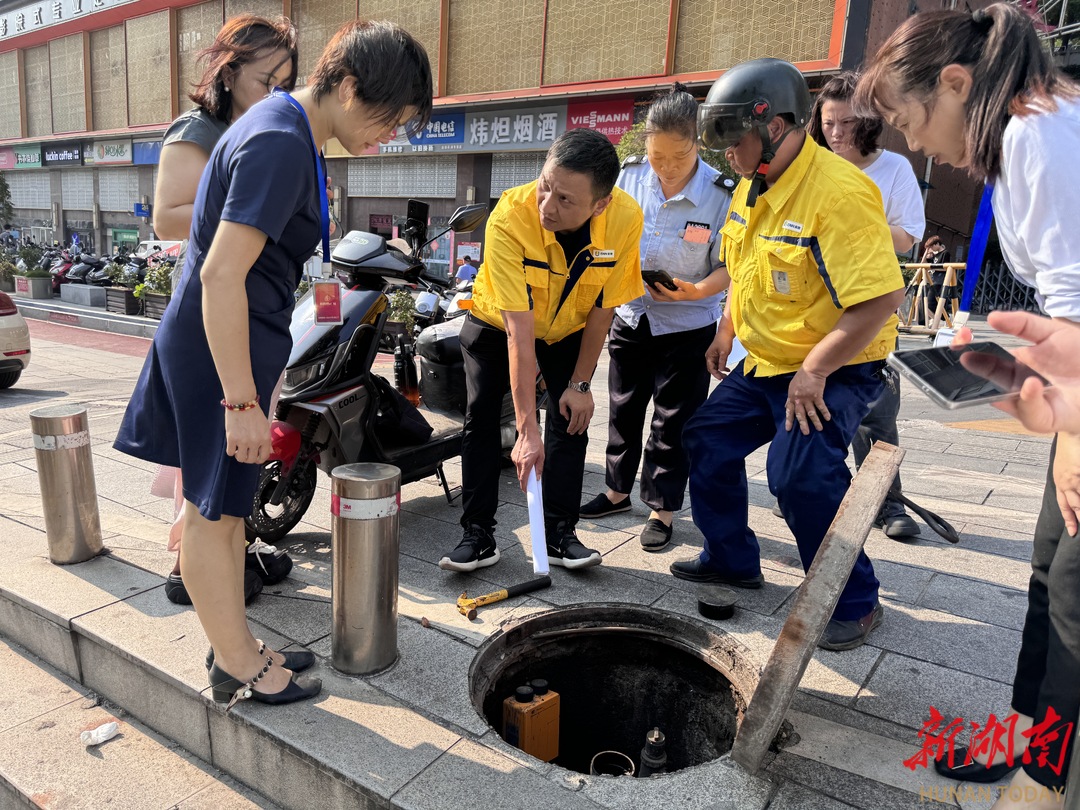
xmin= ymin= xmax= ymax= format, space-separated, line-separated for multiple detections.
xmin=527 ymin=468 xmax=549 ymax=574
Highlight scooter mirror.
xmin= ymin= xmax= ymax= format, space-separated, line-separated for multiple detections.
xmin=447 ymin=204 xmax=489 ymax=234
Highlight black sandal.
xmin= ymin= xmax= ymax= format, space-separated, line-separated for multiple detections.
xmin=205 ymin=641 xmax=315 ymax=673
xmin=209 ymin=642 xmax=321 ymax=711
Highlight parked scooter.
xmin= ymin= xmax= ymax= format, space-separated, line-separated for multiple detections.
xmin=67 ymin=252 xmax=105 ymax=284
xmin=49 ymin=249 xmax=75 ymax=293
xmin=245 ymin=200 xmax=512 ymax=542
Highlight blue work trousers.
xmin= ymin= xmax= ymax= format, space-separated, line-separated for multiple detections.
xmin=684 ymin=360 xmax=884 ymax=621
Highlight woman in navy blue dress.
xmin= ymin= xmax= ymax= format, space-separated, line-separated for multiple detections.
xmin=115 ymin=20 xmax=432 ymax=709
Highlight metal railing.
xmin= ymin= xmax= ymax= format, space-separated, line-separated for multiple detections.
xmin=968 ymin=261 xmax=1041 ymax=315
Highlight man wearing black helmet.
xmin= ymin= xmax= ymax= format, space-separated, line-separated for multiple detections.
xmin=669 ymin=58 xmax=905 ymax=651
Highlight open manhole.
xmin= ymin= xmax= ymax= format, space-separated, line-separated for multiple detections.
xmin=469 ymin=604 xmax=763 ymax=776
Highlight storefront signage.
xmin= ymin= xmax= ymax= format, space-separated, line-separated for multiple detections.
xmin=566 ymin=99 xmax=635 ymax=144
xmin=133 ymin=140 xmax=162 ymax=165
xmin=0 ymin=0 xmax=139 ymax=41
xmin=464 ymin=105 xmax=566 ymax=152
xmin=379 ymin=112 xmax=466 ymax=155
xmin=369 ymin=214 xmax=393 ymax=231
xmin=0 ymin=148 xmax=14 ymax=170
xmin=14 ymin=146 xmax=41 ymax=169
xmin=92 ymin=138 xmax=132 ymax=165
xmin=42 ymin=141 xmax=83 ymax=166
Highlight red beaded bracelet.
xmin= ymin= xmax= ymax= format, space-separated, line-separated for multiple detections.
xmin=221 ymin=395 xmax=260 ymax=412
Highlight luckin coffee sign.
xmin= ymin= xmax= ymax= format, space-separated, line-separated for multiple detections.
xmin=42 ymin=142 xmax=84 ymax=166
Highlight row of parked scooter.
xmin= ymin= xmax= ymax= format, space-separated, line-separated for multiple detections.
xmin=6 ymin=240 xmax=177 ymax=294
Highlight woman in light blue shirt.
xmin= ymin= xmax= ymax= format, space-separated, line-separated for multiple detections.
xmin=580 ymin=84 xmax=732 ymax=550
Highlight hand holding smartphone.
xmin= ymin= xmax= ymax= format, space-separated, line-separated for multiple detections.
xmin=887 ymin=342 xmax=1051 ymax=409
xmin=642 ymin=269 xmax=679 ymax=292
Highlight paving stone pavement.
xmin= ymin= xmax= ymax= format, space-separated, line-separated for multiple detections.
xmin=0 ymin=312 xmax=1056 ymax=808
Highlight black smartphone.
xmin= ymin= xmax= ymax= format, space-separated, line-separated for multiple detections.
xmin=887 ymin=342 xmax=1051 ymax=409
xmin=642 ymin=269 xmax=678 ymax=292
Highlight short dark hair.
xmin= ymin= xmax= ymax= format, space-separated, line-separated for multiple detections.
xmin=546 ymin=128 xmax=620 ymax=200
xmin=309 ymin=20 xmax=433 ymax=138
xmin=644 ymin=82 xmax=697 ymax=142
xmin=856 ymin=3 xmax=1080 ymax=178
xmin=189 ymin=15 xmax=298 ymax=122
xmin=807 ymin=71 xmax=882 ymax=156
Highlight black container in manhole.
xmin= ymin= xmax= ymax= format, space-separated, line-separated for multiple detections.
xmin=469 ymin=604 xmax=763 ymax=776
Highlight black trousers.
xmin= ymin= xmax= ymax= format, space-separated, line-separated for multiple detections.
xmin=1011 ymin=437 xmax=1080 ymax=789
xmin=459 ymin=314 xmax=588 ymax=536
xmin=850 ymin=365 xmax=906 ymax=518
xmin=605 ymin=314 xmax=716 ymax=511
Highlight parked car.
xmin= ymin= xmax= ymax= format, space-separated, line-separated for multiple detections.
xmin=0 ymin=291 xmax=30 ymax=388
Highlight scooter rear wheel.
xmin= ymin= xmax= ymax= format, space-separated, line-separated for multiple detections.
xmin=245 ymin=457 xmax=316 ymax=543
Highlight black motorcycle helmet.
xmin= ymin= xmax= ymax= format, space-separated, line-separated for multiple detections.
xmin=698 ymin=58 xmax=812 ymax=206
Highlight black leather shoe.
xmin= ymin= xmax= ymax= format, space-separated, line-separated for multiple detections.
xmin=206 ymin=646 xmax=316 ymax=673
xmin=879 ymin=513 xmax=920 ymax=540
xmin=819 ymin=603 xmax=884 ymax=651
xmin=669 ymin=558 xmax=763 ymax=588
xmin=933 ymin=746 xmax=1019 ymax=783
xmin=208 ymin=644 xmax=321 ymax=711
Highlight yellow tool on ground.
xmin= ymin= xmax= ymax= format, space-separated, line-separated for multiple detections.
xmin=457 ymin=576 xmax=552 ymax=620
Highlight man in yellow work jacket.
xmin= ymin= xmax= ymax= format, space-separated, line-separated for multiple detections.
xmin=439 ymin=128 xmax=644 ymax=573
xmin=670 ymin=59 xmax=905 ymax=651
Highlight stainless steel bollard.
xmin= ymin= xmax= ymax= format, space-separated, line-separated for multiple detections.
xmin=330 ymin=463 xmax=401 ymax=675
xmin=29 ymin=404 xmax=104 ymax=564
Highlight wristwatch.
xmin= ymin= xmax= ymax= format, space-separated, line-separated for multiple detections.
xmin=567 ymin=379 xmax=591 ymax=394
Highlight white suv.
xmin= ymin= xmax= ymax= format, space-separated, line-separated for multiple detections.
xmin=0 ymin=291 xmax=30 ymax=388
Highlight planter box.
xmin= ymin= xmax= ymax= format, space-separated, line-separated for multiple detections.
xmin=106 ymin=287 xmax=141 ymax=316
xmin=60 ymin=284 xmax=107 ymax=307
xmin=142 ymin=291 xmax=171 ymax=320
xmin=14 ymin=276 xmax=53 ymax=299
xmin=0 ymin=277 xmax=13 ymax=293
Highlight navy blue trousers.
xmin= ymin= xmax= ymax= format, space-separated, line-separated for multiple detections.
xmin=684 ymin=361 xmax=884 ymax=621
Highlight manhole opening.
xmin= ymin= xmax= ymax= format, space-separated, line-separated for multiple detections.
xmin=469 ymin=605 xmax=757 ymax=776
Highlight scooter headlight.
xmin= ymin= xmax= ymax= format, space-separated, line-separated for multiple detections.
xmin=284 ymin=359 xmax=327 ymax=392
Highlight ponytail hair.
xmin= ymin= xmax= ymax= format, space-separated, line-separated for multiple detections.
xmin=644 ymin=82 xmax=698 ymax=142
xmin=855 ymin=2 xmax=1079 ymax=178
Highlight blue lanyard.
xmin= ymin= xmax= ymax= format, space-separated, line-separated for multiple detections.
xmin=273 ymin=89 xmax=330 ymax=262
xmin=959 ymin=184 xmax=994 ymax=315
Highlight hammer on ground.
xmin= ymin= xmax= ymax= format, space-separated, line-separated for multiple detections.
xmin=457 ymin=576 xmax=552 ymax=620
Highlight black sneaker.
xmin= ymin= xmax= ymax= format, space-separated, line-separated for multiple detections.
xmin=439 ymin=525 xmax=500 ymax=572
xmin=164 ymin=570 xmax=263 ymax=605
xmin=580 ymin=493 xmax=632 ymax=519
xmin=547 ymin=522 xmax=601 ymax=569
xmin=246 ymin=539 xmax=293 ymax=585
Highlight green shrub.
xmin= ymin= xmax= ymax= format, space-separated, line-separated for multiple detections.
xmin=23 ymin=268 xmax=51 ymax=278
xmin=17 ymin=244 xmax=41 ymax=270
xmin=0 ymin=260 xmax=15 ymax=283
xmin=387 ymin=288 xmax=416 ymax=333
xmin=142 ymin=262 xmax=172 ymax=296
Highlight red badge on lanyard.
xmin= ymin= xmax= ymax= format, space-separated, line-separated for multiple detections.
xmin=313 ymin=279 xmax=343 ymax=325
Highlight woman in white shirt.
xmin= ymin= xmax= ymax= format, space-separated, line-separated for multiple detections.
xmin=859 ymin=5 xmax=1080 ymax=807
xmin=806 ymin=72 xmax=926 ymax=540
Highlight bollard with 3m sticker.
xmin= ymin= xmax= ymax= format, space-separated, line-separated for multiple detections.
xmin=29 ymin=404 xmax=104 ymax=564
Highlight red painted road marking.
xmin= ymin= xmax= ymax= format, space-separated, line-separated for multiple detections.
xmin=26 ymin=319 xmax=152 ymax=359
